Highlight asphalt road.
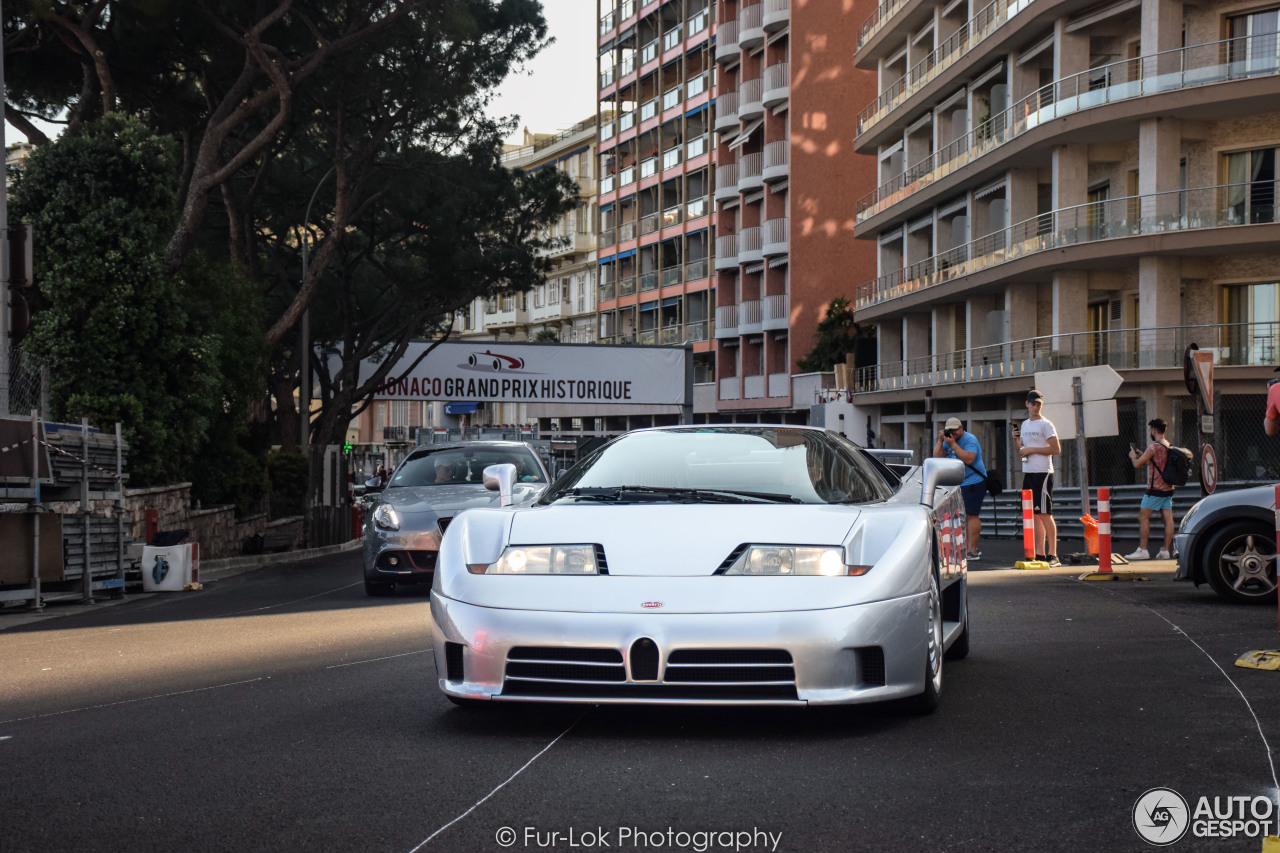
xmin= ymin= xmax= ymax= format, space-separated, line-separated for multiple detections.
xmin=2 ymin=550 xmax=1278 ymax=853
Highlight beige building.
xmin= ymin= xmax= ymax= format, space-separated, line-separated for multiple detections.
xmin=851 ymin=0 xmax=1280 ymax=483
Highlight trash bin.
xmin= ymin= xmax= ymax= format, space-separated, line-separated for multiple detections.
xmin=141 ymin=543 xmax=194 ymax=592
xmin=1079 ymin=514 xmax=1099 ymax=555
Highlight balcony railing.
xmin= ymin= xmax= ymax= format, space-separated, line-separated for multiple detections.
xmin=686 ymin=197 xmax=708 ymax=218
xmin=688 ymin=71 xmax=710 ymax=99
xmin=739 ymin=76 xmax=764 ymax=117
xmin=688 ymin=8 xmax=710 ymax=37
xmin=686 ymin=320 xmax=711 ymax=342
xmin=640 ymin=156 xmax=659 ymax=179
xmin=599 ymin=281 xmax=616 ymax=302
xmin=641 ymin=213 xmax=660 ymax=235
xmin=600 ymin=10 xmax=616 ymax=36
xmin=600 ymin=65 xmax=616 ymax=89
xmin=663 ymin=85 xmax=682 ymax=111
xmin=856 ymin=183 xmax=1279 ymax=310
xmin=640 ymin=271 xmax=659 ymax=291
xmin=687 ymin=135 xmax=709 ymax=159
xmin=715 ymin=90 xmax=740 ymax=131
xmin=662 ymin=265 xmax=682 ymax=287
xmin=640 ymin=329 xmax=658 ymax=345
xmin=716 ymin=304 xmax=739 ymax=337
xmin=641 ymin=40 xmax=658 ymax=65
xmin=685 ymin=258 xmax=709 ymax=280
xmin=662 ymin=205 xmax=683 ymax=228
xmin=600 ymin=227 xmax=617 ymax=248
xmin=619 ymin=165 xmax=636 ymax=186
xmin=740 ymin=3 xmax=765 ymax=48
xmin=715 ymin=234 xmax=739 ymax=269
xmin=714 ymin=163 xmax=738 ymax=202
xmin=640 ymin=98 xmax=658 ymax=122
xmin=857 ymin=0 xmax=903 ymax=48
xmin=855 ymin=322 xmax=1280 ymax=392
xmin=857 ymin=0 xmax=1035 ymax=136
xmin=620 ymin=53 xmax=636 ymax=77
xmin=764 ymin=0 xmax=790 ymax=31
xmin=739 ymin=226 xmax=763 ymax=258
xmin=763 ymin=217 xmax=788 ymax=254
xmin=663 ymin=146 xmax=682 ymax=171
xmin=739 ymin=151 xmax=763 ymax=186
xmin=663 ymin=27 xmax=682 ymax=52
xmin=620 ymin=221 xmax=638 ymax=241
xmin=763 ymin=139 xmax=789 ymax=180
xmin=619 ymin=275 xmax=637 ymax=297
xmin=763 ymin=62 xmax=790 ymax=106
xmin=619 ymin=110 xmax=636 ymax=133
xmin=716 ymin=20 xmax=740 ymax=63
xmin=739 ymin=299 xmax=762 ymax=332
xmin=858 ymin=34 xmax=1280 ymax=222
xmin=763 ymin=293 xmax=788 ymax=329
xmin=660 ymin=325 xmax=682 ymax=345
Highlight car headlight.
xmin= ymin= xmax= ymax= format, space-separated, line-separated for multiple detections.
xmin=372 ymin=504 xmax=401 ymax=531
xmin=1178 ymin=499 xmax=1204 ymax=534
xmin=470 ymin=545 xmax=600 ymax=575
xmin=723 ymin=546 xmax=871 ymax=576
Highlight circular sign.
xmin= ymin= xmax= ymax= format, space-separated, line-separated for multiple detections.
xmin=1201 ymin=444 xmax=1218 ymax=494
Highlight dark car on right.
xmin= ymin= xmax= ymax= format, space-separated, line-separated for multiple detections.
xmin=1174 ymin=485 xmax=1277 ymax=604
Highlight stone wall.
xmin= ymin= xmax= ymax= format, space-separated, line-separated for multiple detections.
xmin=122 ymin=484 xmax=270 ymax=559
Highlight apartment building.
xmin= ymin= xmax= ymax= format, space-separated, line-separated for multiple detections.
xmin=712 ymin=0 xmax=878 ymax=418
xmin=851 ymin=0 xmax=1280 ymax=481
xmin=353 ymin=119 xmax=601 ymax=445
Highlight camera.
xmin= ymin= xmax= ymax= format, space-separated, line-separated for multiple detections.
xmin=943 ymin=429 xmax=955 ymax=439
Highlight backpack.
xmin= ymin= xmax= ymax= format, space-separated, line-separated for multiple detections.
xmin=1156 ymin=443 xmax=1193 ymax=487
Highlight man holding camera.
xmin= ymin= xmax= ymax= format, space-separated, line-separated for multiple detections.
xmin=934 ymin=417 xmax=987 ymax=560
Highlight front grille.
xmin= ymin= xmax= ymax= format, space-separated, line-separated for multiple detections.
xmin=857 ymin=646 xmax=886 ymax=687
xmin=376 ymin=550 xmax=436 ymax=571
xmin=630 ymin=638 xmax=659 ymax=681
xmin=501 ymin=681 xmax=799 ymax=701
xmin=505 ymin=647 xmax=625 ymax=685
xmin=664 ymin=649 xmax=795 ymax=684
xmin=445 ymin=642 xmax=465 ymax=681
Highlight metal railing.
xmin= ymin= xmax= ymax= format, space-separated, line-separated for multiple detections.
xmin=859 ymin=34 xmax=1280 ymax=221
xmin=663 ymin=86 xmax=682 ymax=111
xmin=764 ymin=62 xmax=789 ymax=93
xmin=764 ymin=217 xmax=788 ymax=248
xmin=687 ymin=320 xmax=711 ymax=341
xmin=500 ymin=118 xmax=598 ymax=164
xmin=739 ymin=151 xmax=763 ymax=182
xmin=662 ymin=265 xmax=682 ymax=287
xmin=857 ymin=0 xmax=904 ymax=49
xmin=857 ymin=0 xmax=1036 ymax=135
xmin=662 ymin=205 xmax=683 ymax=227
xmin=763 ymin=293 xmax=788 ymax=323
xmin=688 ymin=8 xmax=710 ymax=37
xmin=660 ymin=326 xmax=682 ymax=345
xmin=854 ymin=322 xmax=1280 ymax=392
xmin=640 ymin=98 xmax=658 ymax=122
xmin=717 ymin=20 xmax=740 ymax=58
xmin=620 ymin=221 xmax=638 ymax=241
xmin=664 ymin=27 xmax=682 ymax=52
xmin=764 ymin=140 xmax=788 ymax=172
xmin=641 ymin=213 xmax=660 ymax=235
xmin=687 ymin=135 xmax=709 ymax=159
xmin=641 ymin=40 xmax=658 ymax=65
xmin=685 ymin=258 xmax=709 ymax=280
xmin=856 ymin=183 xmax=1280 ymax=309
xmin=740 ymin=226 xmax=763 ymax=253
xmin=686 ymin=197 xmax=708 ymax=218
xmin=599 ymin=282 xmax=616 ymax=302
xmin=619 ymin=275 xmax=637 ymax=297
xmin=600 ymin=227 xmax=617 ymax=248
xmin=688 ymin=71 xmax=710 ymax=99
xmin=663 ymin=146 xmax=682 ymax=171
xmin=640 ymin=157 xmax=658 ymax=179
xmin=740 ymin=77 xmax=764 ymax=111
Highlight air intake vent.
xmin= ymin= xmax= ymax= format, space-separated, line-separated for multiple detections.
xmin=857 ymin=646 xmax=886 ymax=687
xmin=445 ymin=642 xmax=465 ymax=681
xmin=594 ymin=544 xmax=609 ymax=574
xmin=630 ymin=637 xmax=660 ymax=681
xmin=504 ymin=647 xmax=626 ymax=685
xmin=437 ymin=516 xmax=452 ymax=535
xmin=714 ymin=544 xmax=750 ymax=574
xmin=664 ymin=649 xmax=795 ymax=684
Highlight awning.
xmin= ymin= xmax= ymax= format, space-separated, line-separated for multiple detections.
xmin=744 ymin=263 xmax=765 ymax=275
xmin=743 ymin=190 xmax=765 ymax=205
xmin=768 ymin=256 xmax=789 ymax=268
xmin=444 ymin=402 xmax=479 ymax=415
xmin=599 ymin=248 xmax=637 ymax=263
xmin=640 ymin=300 xmax=658 ymax=311
xmin=662 ymin=296 xmax=681 ymax=307
xmin=685 ymin=103 xmax=709 ymax=118
xmin=727 ymin=118 xmax=763 ymax=150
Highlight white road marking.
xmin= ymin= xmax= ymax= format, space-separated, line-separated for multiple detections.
xmin=325 ymin=649 xmax=431 ymax=669
xmin=407 ymin=708 xmax=590 ymax=852
xmin=0 ymin=735 xmax=11 ymax=741
xmin=0 ymin=677 xmax=266 ymax=726
xmin=230 ymin=581 xmax=362 ymax=615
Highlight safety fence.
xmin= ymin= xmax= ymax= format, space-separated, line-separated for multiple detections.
xmin=0 ymin=348 xmax=50 ymax=419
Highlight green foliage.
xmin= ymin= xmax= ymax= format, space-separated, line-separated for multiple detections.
xmin=798 ymin=297 xmax=875 ymax=373
xmin=266 ymin=450 xmax=310 ymax=519
xmin=11 ymin=115 xmax=264 ymax=489
xmin=533 ymin=329 xmax=560 ymax=342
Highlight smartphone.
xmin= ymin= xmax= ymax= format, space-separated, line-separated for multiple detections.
xmin=1129 ymin=442 xmax=1137 ymax=452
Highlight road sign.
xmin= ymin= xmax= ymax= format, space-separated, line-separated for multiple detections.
xmin=1200 ymin=415 xmax=1215 ymax=434
xmin=1041 ymin=399 xmax=1119 ymax=440
xmin=1033 ymin=365 xmax=1124 ymax=404
xmin=1192 ymin=350 xmax=1214 ymax=414
xmin=1201 ymin=444 xmax=1218 ymax=494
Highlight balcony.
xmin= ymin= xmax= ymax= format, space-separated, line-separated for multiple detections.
xmin=719 ymin=376 xmax=741 ymax=399
xmin=600 ymin=227 xmax=617 ymax=249
xmin=856 ymin=0 xmax=1034 ymax=138
xmin=855 ymin=183 xmax=1280 ymax=311
xmin=715 ymin=20 xmax=740 ymax=64
xmin=857 ymin=35 xmax=1280 ymax=224
xmin=743 ymin=374 xmax=766 ymax=399
xmin=641 ymin=40 xmax=658 ymax=66
xmin=600 ymin=65 xmax=616 ymax=90
xmin=856 ymin=0 xmax=901 ymax=48
xmin=715 ymin=304 xmax=738 ymax=338
xmin=640 ymin=212 xmax=659 ymax=235
xmin=763 ymin=62 xmax=789 ymax=109
xmin=620 ymin=53 xmax=636 ymax=78
xmin=619 ymin=275 xmax=637 ymax=297
xmin=640 ymin=271 xmax=659 ymax=292
xmin=618 ymin=110 xmax=637 ymax=134
xmin=620 ymin=221 xmax=638 ymax=241
xmin=739 ymin=3 xmax=765 ymax=50
xmin=687 ymin=8 xmax=710 ymax=38
xmin=686 ymin=196 xmax=709 ymax=219
xmin=542 ymin=229 xmax=597 ymax=259
xmin=686 ymin=320 xmax=711 ymax=342
xmin=738 ymin=226 xmax=763 ymax=264
xmin=663 ymin=27 xmax=682 ymax=53
xmin=601 ymin=120 xmax=616 ymax=142
xmin=715 ymin=235 xmax=739 ymax=270
xmin=529 ymin=299 xmax=569 ymax=324
xmin=662 ymin=85 xmax=682 ymax=112
xmin=484 ymin=305 xmax=527 ymax=328
xmin=598 ymin=281 xmax=616 ymax=302
xmin=662 ymin=265 xmax=682 ymax=288
xmin=854 ymin=322 xmax=1280 ymax=393
xmin=685 ymin=258 xmax=709 ymax=281
xmin=640 ymin=97 xmax=658 ymax=123
xmin=639 ymin=329 xmax=657 ymax=345
xmin=763 ymin=218 xmax=788 ymax=256
xmin=662 ymin=145 xmax=682 ymax=172
xmin=763 ymin=293 xmax=789 ymax=330
xmin=714 ymin=163 xmax=739 ymax=202
xmin=764 ymin=0 xmax=790 ymax=32
xmin=639 ymin=156 xmax=659 ymax=180
xmin=662 ymin=204 xmax=683 ymax=228
xmin=618 ymin=165 xmax=636 ymax=187
xmin=739 ymin=77 xmax=764 ymax=121
xmin=599 ymin=10 xmax=616 ymax=36
xmin=763 ymin=140 xmax=789 ymax=183
xmin=738 ymin=151 xmax=763 ymax=193
xmin=739 ymin=298 xmax=763 ymax=334
xmin=686 ymin=135 xmax=709 ymax=160
xmin=714 ymin=90 xmax=740 ymax=133
xmin=687 ymin=71 xmax=710 ymax=100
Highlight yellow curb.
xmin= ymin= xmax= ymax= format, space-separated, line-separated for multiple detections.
xmin=1260 ymin=835 xmax=1280 ymax=852
xmin=1078 ymin=572 xmax=1150 ymax=582
xmin=1235 ymin=650 xmax=1280 ymax=671
xmin=1014 ymin=560 xmax=1050 ymax=570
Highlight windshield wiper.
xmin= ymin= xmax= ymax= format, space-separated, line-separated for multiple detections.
xmin=560 ymin=486 xmax=800 ymax=504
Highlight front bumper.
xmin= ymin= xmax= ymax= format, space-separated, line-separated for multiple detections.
xmin=430 ymin=591 xmax=930 ymax=706
xmin=1174 ymin=532 xmax=1195 ymax=582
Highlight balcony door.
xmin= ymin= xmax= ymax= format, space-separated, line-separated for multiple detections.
xmin=1225 ymin=147 xmax=1278 ymax=224
xmin=1223 ymin=281 xmax=1279 ymax=366
xmin=1229 ymin=8 xmax=1280 ymax=76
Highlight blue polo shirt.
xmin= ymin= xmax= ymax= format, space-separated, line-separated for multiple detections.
xmin=945 ymin=433 xmax=986 ymax=486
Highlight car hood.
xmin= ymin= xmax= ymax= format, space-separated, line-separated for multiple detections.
xmin=379 ymin=484 xmax=544 ymax=515
xmin=508 ymin=504 xmax=862 ymax=576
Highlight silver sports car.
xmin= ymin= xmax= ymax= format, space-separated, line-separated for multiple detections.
xmin=362 ymin=441 xmax=550 ymax=596
xmin=430 ymin=426 xmax=969 ymax=711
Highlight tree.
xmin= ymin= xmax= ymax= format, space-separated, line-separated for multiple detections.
xmin=798 ymin=296 xmax=876 ymax=373
xmin=10 ymin=114 xmax=264 ymax=487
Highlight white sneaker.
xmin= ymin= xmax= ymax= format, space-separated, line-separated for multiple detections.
xmin=1125 ymin=548 xmax=1150 ymax=560
xmin=1155 ymin=550 xmax=1171 ymax=560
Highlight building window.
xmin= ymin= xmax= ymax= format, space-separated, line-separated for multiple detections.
xmin=1223 ymin=282 xmax=1278 ymax=365
xmin=1228 ymin=8 xmax=1280 ymax=72
xmin=1224 ymin=147 xmax=1277 ymax=224
xmin=390 ymin=401 xmax=409 ymax=427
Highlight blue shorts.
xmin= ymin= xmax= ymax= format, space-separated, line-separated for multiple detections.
xmin=960 ymin=481 xmax=987 ymax=515
xmin=1141 ymin=493 xmax=1174 ymax=511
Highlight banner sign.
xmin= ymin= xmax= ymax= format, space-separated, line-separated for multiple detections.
xmin=351 ymin=341 xmax=687 ymax=406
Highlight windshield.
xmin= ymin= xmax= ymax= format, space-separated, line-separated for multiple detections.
xmin=389 ymin=446 xmax=546 ymax=487
xmin=541 ymin=428 xmax=895 ymax=505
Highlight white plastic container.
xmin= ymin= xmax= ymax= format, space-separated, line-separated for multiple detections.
xmin=141 ymin=543 xmax=193 ymax=592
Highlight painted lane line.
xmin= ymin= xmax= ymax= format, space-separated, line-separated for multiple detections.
xmin=230 ymin=581 xmax=362 ymax=616
xmin=0 ymin=677 xmax=266 ymax=726
xmin=326 ymin=649 xmax=432 ymax=669
xmin=407 ymin=707 xmax=590 ymax=852
xmin=0 ymin=735 xmax=11 ymax=741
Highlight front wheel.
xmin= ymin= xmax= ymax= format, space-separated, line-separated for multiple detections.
xmin=906 ymin=573 xmax=943 ymax=714
xmin=1203 ymin=522 xmax=1277 ymax=604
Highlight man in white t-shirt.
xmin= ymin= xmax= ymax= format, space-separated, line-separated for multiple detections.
xmin=1013 ymin=389 xmax=1062 ymax=566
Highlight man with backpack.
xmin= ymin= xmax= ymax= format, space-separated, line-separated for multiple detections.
xmin=1125 ymin=418 xmax=1192 ymax=560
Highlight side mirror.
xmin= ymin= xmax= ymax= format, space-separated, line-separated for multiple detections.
xmin=920 ymin=458 xmax=964 ymax=506
xmin=365 ymin=477 xmax=383 ymax=490
xmin=483 ymin=463 xmax=517 ymax=508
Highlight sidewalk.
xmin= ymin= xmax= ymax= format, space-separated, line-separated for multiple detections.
xmin=969 ymin=535 xmax=1179 ymax=572
xmin=0 ymin=538 xmax=362 ymax=631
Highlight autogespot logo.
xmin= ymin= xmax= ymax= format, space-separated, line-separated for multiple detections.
xmin=1134 ymin=788 xmax=1191 ymax=846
